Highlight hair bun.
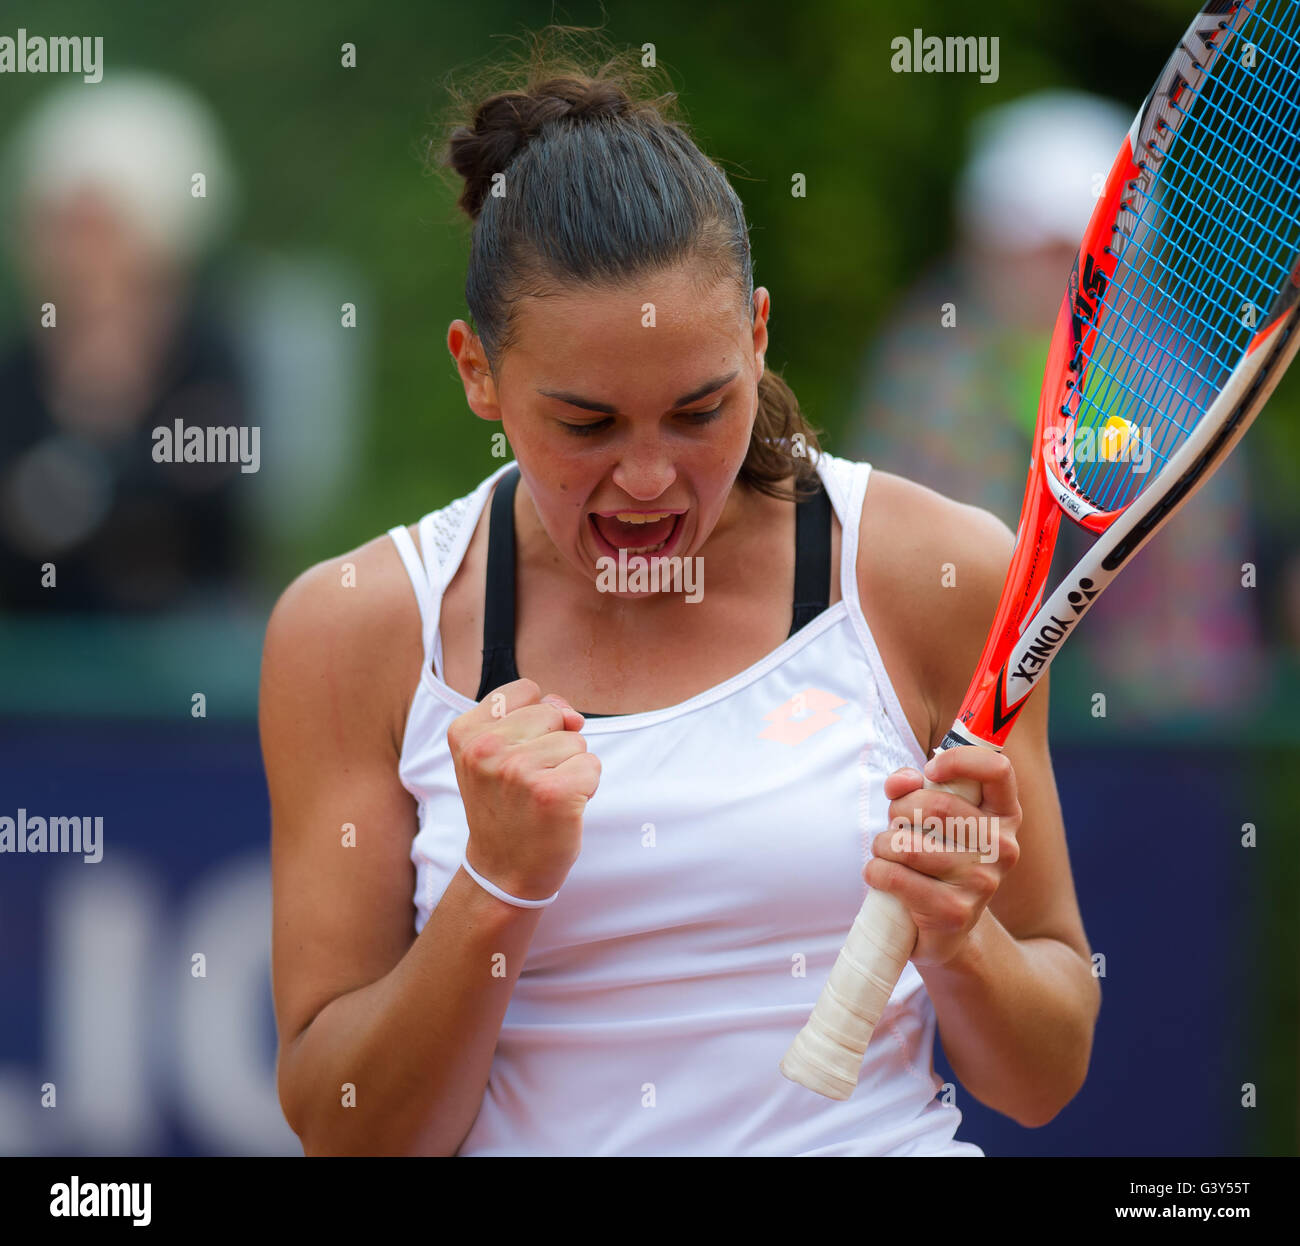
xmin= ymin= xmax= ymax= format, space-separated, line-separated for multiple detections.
xmin=447 ymin=77 xmax=633 ymax=219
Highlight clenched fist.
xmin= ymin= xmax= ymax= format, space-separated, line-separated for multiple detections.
xmin=447 ymin=678 xmax=601 ymax=902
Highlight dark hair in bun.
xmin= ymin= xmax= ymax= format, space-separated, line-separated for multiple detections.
xmin=432 ymin=23 xmax=822 ymax=501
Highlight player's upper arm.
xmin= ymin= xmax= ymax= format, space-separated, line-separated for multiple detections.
xmin=259 ymin=534 xmax=424 ymax=1089
xmin=858 ymin=471 xmax=1093 ymax=967
xmin=857 ymin=470 xmax=1019 ymax=750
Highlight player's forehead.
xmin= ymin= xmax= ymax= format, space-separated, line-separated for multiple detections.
xmin=516 ymin=260 xmax=743 ymax=333
xmin=503 ymin=264 xmax=750 ymax=402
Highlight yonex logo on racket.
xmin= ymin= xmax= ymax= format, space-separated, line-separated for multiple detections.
xmin=1067 ymin=579 xmax=1100 ymax=611
xmin=1009 ymin=618 xmax=1078 ymax=687
xmin=1007 ymin=578 xmax=1099 ymax=690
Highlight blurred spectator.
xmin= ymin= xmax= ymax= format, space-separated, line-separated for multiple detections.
xmin=847 ymin=91 xmax=1264 ymax=729
xmin=0 ymin=72 xmax=252 ymax=613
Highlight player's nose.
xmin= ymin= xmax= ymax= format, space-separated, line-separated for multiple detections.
xmin=610 ymin=454 xmax=677 ymax=502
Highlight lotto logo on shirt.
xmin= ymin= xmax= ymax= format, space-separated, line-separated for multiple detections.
xmin=759 ymin=688 xmax=846 ymax=745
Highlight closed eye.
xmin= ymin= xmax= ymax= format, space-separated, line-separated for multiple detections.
xmin=559 ymin=418 xmax=612 ymax=437
xmin=560 ymin=406 xmax=724 ymax=437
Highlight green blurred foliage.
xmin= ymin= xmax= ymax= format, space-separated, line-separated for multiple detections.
xmin=5 ymin=0 xmax=1293 ymax=593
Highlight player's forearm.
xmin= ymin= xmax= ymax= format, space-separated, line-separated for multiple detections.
xmin=916 ymin=910 xmax=1100 ymax=1128
xmin=278 ymin=869 xmax=543 ymax=1156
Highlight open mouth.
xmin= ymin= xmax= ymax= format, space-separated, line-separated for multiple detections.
xmin=589 ymin=511 xmax=682 ymax=557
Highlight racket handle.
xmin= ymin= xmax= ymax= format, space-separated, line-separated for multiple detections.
xmin=780 ymin=762 xmax=983 ymax=1099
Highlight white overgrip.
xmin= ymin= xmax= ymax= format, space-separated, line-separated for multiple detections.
xmin=779 ymin=741 xmax=984 ymax=1099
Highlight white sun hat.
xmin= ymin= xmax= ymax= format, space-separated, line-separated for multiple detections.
xmin=957 ymin=90 xmax=1132 ymax=252
xmin=2 ymin=70 xmax=239 ymax=263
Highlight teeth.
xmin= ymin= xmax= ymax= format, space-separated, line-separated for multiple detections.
xmin=614 ymin=511 xmax=672 ymax=524
xmin=592 ymin=511 xmax=676 ymax=556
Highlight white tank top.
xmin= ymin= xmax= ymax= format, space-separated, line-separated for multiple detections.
xmin=387 ymin=450 xmax=983 ymax=1156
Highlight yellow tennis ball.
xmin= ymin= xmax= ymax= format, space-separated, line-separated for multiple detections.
xmin=1098 ymin=416 xmax=1138 ymax=461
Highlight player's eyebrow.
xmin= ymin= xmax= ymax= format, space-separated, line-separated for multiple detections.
xmin=537 ymin=370 xmax=739 ymax=415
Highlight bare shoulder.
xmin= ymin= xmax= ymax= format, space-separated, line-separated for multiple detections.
xmin=857 ymin=469 xmax=1016 ymax=750
xmin=260 ymin=526 xmax=425 ymax=757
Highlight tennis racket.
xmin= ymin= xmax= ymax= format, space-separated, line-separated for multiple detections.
xmin=781 ymin=0 xmax=1300 ymax=1100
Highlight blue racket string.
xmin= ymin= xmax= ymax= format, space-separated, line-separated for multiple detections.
xmin=1088 ymin=7 xmax=1299 ymax=462
xmin=1075 ymin=2 xmax=1299 ymax=506
xmin=1067 ymin=0 xmax=1300 ymax=511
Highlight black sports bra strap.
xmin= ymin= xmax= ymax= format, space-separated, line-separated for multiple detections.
xmin=789 ymin=478 xmax=832 ymax=637
xmin=475 ymin=466 xmax=522 ymax=701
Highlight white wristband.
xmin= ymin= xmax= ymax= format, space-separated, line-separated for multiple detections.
xmin=460 ymin=848 xmax=560 ymax=909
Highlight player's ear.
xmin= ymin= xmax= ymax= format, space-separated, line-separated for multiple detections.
xmin=751 ymin=288 xmax=770 ymax=379
xmin=448 ymin=320 xmax=502 ymax=421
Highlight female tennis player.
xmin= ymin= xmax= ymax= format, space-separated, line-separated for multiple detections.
xmin=261 ymin=29 xmax=1100 ymax=1156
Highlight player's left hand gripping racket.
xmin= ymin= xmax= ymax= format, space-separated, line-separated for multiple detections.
xmin=782 ymin=0 xmax=1300 ymax=1100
